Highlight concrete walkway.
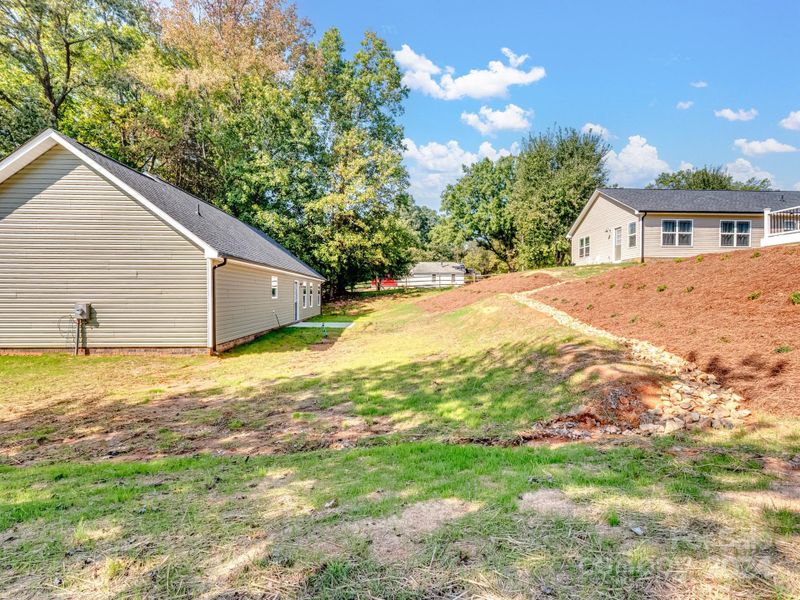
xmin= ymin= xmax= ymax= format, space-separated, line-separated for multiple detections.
xmin=288 ymin=321 xmax=353 ymax=329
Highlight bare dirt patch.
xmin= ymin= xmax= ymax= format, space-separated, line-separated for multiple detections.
xmin=517 ymin=489 xmax=576 ymax=516
xmin=535 ymin=245 xmax=800 ymax=415
xmin=346 ymin=499 xmax=481 ymax=563
xmin=418 ymin=271 xmax=557 ymax=313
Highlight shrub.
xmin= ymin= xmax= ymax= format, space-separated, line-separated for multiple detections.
xmin=674 ymin=257 xmax=683 ymax=263
xmin=684 ymin=286 xmax=694 ymax=293
xmin=790 ymin=291 xmax=800 ymax=305
xmin=751 ymin=251 xmax=761 ymax=258
xmin=622 ymin=282 xmax=632 ymax=289
xmin=775 ymin=345 xmax=793 ymax=354
xmin=696 ymin=255 xmax=704 ymax=263
xmin=657 ymin=285 xmax=667 ymax=292
xmin=586 ymin=304 xmax=594 ymax=310
xmin=748 ymin=291 xmax=762 ymax=301
xmin=636 ymin=284 xmax=647 ymax=290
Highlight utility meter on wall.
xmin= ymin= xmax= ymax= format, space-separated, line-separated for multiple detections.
xmin=73 ymin=303 xmax=91 ymax=320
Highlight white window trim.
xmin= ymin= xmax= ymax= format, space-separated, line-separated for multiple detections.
xmin=719 ymin=219 xmax=752 ymax=248
xmin=661 ymin=218 xmax=694 ymax=247
xmin=271 ymin=275 xmax=278 ymax=299
xmin=309 ymin=283 xmax=314 ymax=308
xmin=578 ymin=235 xmax=591 ymax=258
xmin=302 ymin=282 xmax=307 ymax=308
xmin=628 ymin=221 xmax=637 ymax=248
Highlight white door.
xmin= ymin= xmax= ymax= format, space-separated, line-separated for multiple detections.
xmin=293 ymin=281 xmax=299 ymax=321
xmin=614 ymin=227 xmax=622 ymax=262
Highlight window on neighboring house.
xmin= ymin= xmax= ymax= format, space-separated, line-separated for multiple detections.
xmin=451 ymin=274 xmax=455 ymax=284
xmin=662 ymin=219 xmax=693 ymax=246
xmin=628 ymin=222 xmax=637 ymax=248
xmin=271 ymin=276 xmax=278 ymax=299
xmin=431 ymin=274 xmax=436 ymax=282
xmin=309 ymin=283 xmax=314 ymax=308
xmin=302 ymin=283 xmax=307 ymax=308
xmin=720 ymin=220 xmax=751 ymax=247
xmin=317 ymin=285 xmax=322 ymax=306
xmin=578 ymin=236 xmax=590 ymax=258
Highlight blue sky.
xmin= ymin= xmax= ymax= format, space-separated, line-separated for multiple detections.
xmin=297 ymin=0 xmax=800 ymax=208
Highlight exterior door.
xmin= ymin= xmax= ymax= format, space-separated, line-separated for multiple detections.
xmin=613 ymin=227 xmax=622 ymax=262
xmin=293 ymin=281 xmax=299 ymax=321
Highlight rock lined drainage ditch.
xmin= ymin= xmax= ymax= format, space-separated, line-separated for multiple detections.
xmin=513 ymin=288 xmax=751 ymax=436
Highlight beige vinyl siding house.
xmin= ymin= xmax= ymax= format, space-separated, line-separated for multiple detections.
xmin=0 ymin=129 xmax=323 ymax=354
xmin=568 ymin=188 xmax=799 ymax=264
xmin=570 ymin=195 xmax=640 ymax=265
xmin=0 ymin=146 xmax=208 ymax=348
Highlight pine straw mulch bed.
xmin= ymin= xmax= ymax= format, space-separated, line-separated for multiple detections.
xmin=417 ymin=271 xmax=558 ymax=313
xmin=533 ymin=244 xmax=800 ymax=416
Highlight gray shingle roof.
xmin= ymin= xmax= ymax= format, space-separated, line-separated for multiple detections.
xmin=600 ymin=188 xmax=800 ymax=214
xmin=59 ymin=133 xmax=323 ymax=280
xmin=410 ymin=262 xmax=466 ymax=275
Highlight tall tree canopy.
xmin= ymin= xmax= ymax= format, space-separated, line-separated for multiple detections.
xmin=648 ymin=165 xmax=772 ymax=191
xmin=510 ymin=128 xmax=608 ymax=267
xmin=0 ymin=0 xmax=418 ymax=295
xmin=439 ymin=155 xmax=517 ymax=270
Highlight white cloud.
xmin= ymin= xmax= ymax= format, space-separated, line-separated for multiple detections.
xmin=690 ymin=81 xmax=708 ymax=88
xmin=604 ymin=135 xmax=669 ymax=187
xmin=678 ymin=161 xmax=694 ymax=171
xmin=714 ymin=107 xmax=758 ymax=122
xmin=461 ymin=104 xmax=531 ymax=135
xmin=676 ymin=100 xmax=694 ymax=110
xmin=403 ymin=138 xmax=518 ymax=206
xmin=779 ymin=110 xmax=800 ymax=131
xmin=794 ymin=181 xmax=800 ymax=191
xmin=500 ymin=47 xmax=528 ymax=67
xmin=725 ymin=158 xmax=774 ymax=185
xmin=393 ymin=44 xmax=545 ymax=100
xmin=581 ymin=122 xmax=612 ymax=140
xmin=734 ymin=138 xmax=797 ymax=156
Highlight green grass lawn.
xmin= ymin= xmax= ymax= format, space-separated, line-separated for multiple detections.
xmin=1 ymin=280 xmax=799 ymax=598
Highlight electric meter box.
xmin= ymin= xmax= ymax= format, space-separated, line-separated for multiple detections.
xmin=73 ymin=303 xmax=91 ymax=320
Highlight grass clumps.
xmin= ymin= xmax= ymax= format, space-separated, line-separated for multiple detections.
xmin=748 ymin=290 xmax=763 ymax=301
xmin=763 ymin=508 xmax=800 ymax=535
xmin=790 ymin=291 xmax=800 ymax=305
xmin=684 ymin=286 xmax=694 ymax=293
xmin=775 ymin=345 xmax=793 ymax=354
xmin=656 ymin=285 xmax=667 ymax=292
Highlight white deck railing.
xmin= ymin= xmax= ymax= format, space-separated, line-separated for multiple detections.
xmin=762 ymin=206 xmax=800 ymax=246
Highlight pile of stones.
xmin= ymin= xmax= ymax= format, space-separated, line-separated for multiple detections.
xmin=513 ymin=289 xmax=752 ymax=437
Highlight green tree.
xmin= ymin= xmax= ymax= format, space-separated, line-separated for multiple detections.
xmin=0 ymin=0 xmax=151 ymax=152
xmin=440 ymin=155 xmax=517 ymax=270
xmin=511 ymin=127 xmax=609 ymax=267
xmin=648 ymin=165 xmax=772 ymax=191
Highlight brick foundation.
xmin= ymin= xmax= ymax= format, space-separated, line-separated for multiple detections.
xmin=0 ymin=346 xmax=207 ymax=356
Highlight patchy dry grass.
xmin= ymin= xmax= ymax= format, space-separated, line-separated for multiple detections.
xmin=2 ymin=276 xmax=800 ymax=598
xmin=0 ymin=290 xmax=639 ymax=464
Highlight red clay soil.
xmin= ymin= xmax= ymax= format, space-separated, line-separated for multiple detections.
xmin=418 ymin=272 xmax=557 ymax=313
xmin=534 ymin=245 xmax=800 ymax=416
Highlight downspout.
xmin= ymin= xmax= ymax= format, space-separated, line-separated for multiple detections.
xmin=640 ymin=212 xmax=647 ymax=263
xmin=210 ymin=257 xmax=227 ymax=354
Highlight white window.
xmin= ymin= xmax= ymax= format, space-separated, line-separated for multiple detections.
xmin=662 ymin=219 xmax=693 ymax=246
xmin=317 ymin=285 xmax=321 ymax=306
xmin=720 ymin=220 xmax=751 ymax=247
xmin=578 ymin=236 xmax=590 ymax=258
xmin=451 ymin=274 xmax=456 ymax=284
xmin=302 ymin=283 xmax=307 ymax=308
xmin=271 ymin=276 xmax=278 ymax=299
xmin=628 ymin=222 xmax=637 ymax=248
xmin=309 ymin=283 xmax=314 ymax=307
xmin=431 ymin=274 xmax=436 ymax=282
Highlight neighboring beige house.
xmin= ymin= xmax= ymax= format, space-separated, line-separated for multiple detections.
xmin=567 ymin=188 xmax=800 ymax=265
xmin=401 ymin=262 xmax=466 ymax=288
xmin=0 ymin=129 xmax=324 ymax=354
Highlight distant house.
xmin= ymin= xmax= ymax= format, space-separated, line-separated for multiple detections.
xmin=567 ymin=188 xmax=800 ymax=264
xmin=0 ymin=129 xmax=324 ymax=354
xmin=402 ymin=262 xmax=466 ymax=288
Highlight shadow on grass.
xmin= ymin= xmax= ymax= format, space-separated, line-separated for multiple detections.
xmin=0 ymin=441 xmax=788 ymax=598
